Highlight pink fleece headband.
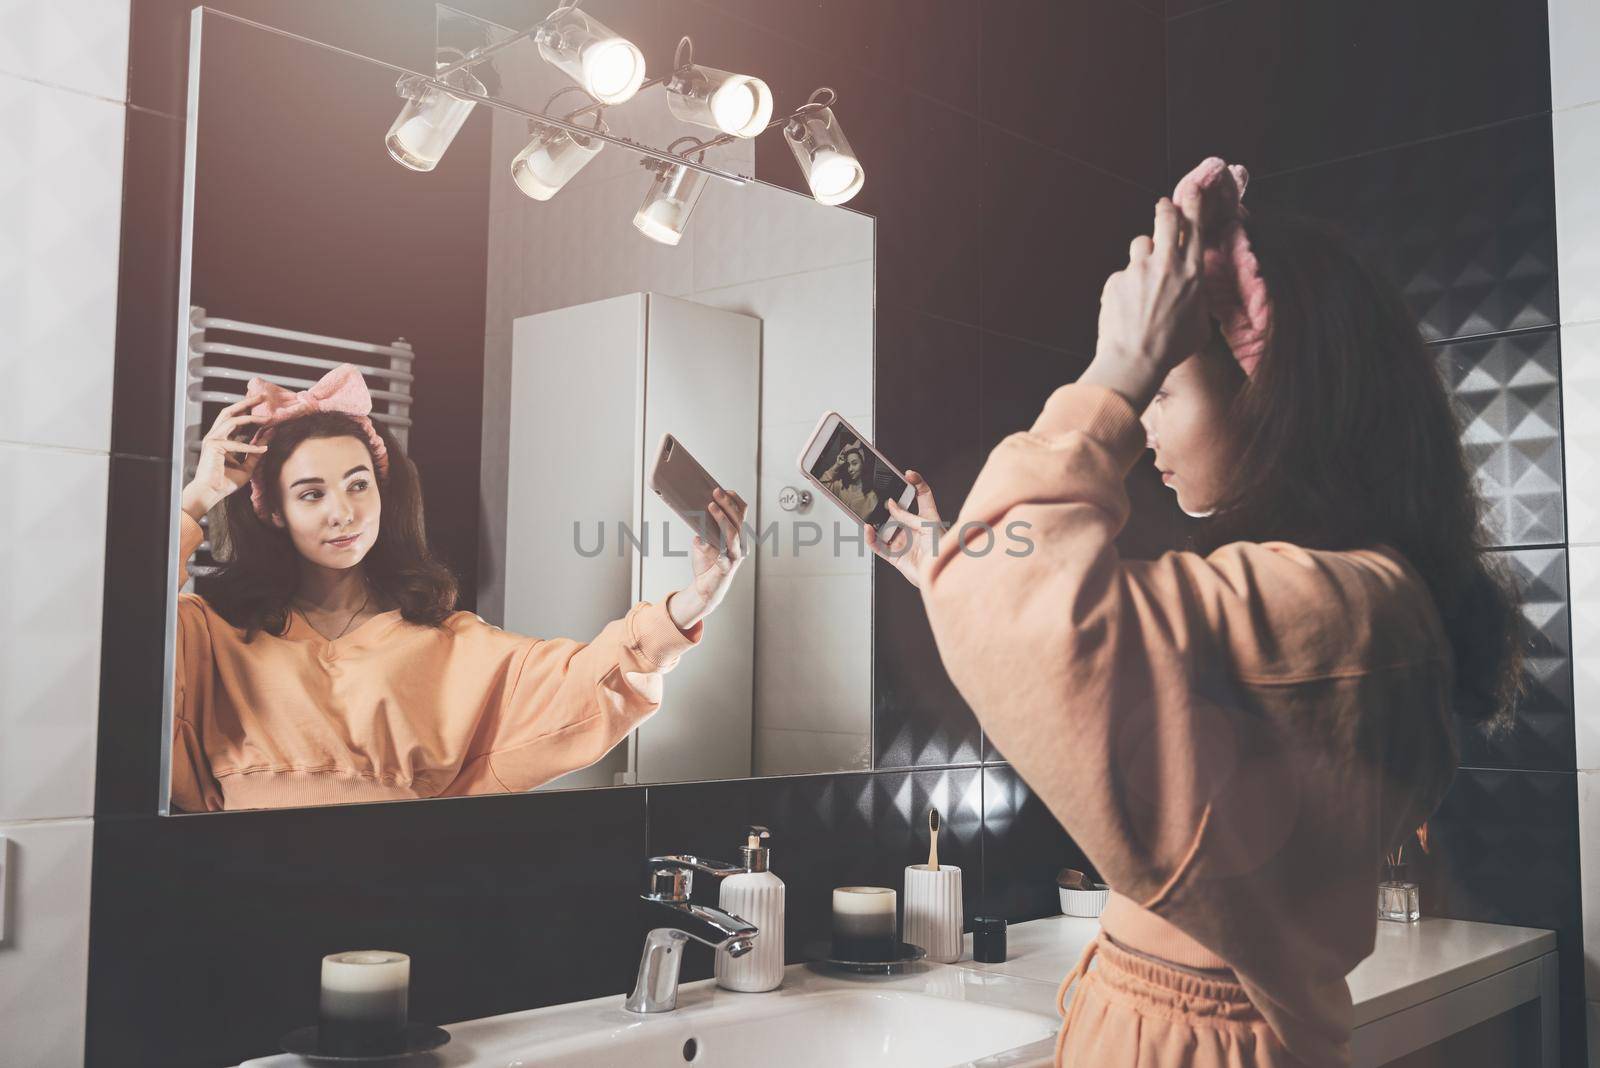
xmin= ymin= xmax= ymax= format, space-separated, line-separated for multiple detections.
xmin=247 ymin=363 xmax=390 ymax=520
xmin=1172 ymin=156 xmax=1272 ymax=376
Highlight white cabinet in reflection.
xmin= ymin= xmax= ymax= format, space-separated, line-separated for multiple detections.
xmin=504 ymin=292 xmax=759 ymax=788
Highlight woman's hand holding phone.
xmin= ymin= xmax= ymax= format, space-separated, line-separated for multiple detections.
xmin=666 ymin=487 xmax=750 ymax=631
xmin=865 ymin=470 xmax=944 ymax=589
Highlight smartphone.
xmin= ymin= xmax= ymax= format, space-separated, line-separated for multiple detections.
xmin=797 ymin=412 xmax=917 ymax=541
xmin=648 ymin=433 xmax=729 ymax=554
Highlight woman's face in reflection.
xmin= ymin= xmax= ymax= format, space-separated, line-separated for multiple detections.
xmin=1139 ymin=344 xmax=1244 ymax=518
xmin=269 ymin=435 xmax=382 ymax=569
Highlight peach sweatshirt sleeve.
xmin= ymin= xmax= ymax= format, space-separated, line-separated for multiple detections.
xmin=918 ymin=382 xmax=1456 ymax=1065
xmin=443 ymin=599 xmax=702 ymax=794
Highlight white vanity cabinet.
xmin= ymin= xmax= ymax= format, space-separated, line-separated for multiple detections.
xmin=504 ymin=292 xmax=760 ymax=787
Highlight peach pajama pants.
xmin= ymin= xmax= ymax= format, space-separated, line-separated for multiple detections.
xmin=1056 ymin=934 xmax=1307 ymax=1068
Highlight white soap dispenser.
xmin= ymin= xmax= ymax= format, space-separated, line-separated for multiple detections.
xmin=715 ymin=825 xmax=785 ymax=992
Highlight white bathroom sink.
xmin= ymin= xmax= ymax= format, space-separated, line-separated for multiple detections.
xmin=239 ymin=960 xmax=1063 ymax=1068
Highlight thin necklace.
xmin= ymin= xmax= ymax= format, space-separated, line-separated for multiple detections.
xmin=296 ymin=588 xmax=372 ymax=642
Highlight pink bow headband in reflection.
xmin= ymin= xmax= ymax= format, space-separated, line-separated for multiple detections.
xmin=1172 ymin=156 xmax=1273 ymax=377
xmin=246 ymin=363 xmax=391 ymax=520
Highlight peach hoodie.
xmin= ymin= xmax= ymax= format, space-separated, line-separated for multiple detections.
xmin=171 ymin=511 xmax=701 ymax=812
xmin=919 ymin=383 xmax=1458 ymax=1067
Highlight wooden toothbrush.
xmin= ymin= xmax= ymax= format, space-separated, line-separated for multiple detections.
xmin=928 ymin=807 xmax=941 ymax=871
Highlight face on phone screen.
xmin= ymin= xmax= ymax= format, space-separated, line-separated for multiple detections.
xmin=810 ymin=422 xmax=908 ymax=530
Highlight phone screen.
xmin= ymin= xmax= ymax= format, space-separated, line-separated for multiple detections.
xmin=809 ymin=421 xmax=908 ymax=531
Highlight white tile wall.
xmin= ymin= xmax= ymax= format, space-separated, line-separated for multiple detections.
xmin=0 ymin=819 xmax=94 ymax=1066
xmin=0 ymin=444 xmax=108 ymax=821
xmin=0 ymin=0 xmax=129 ymax=101
xmin=1550 ymin=0 xmax=1600 ymax=113
xmin=0 ymin=74 xmax=124 ymax=453
xmin=1566 ymin=323 xmax=1600 ymax=546
xmin=1554 ymin=102 xmax=1600 ymax=330
xmin=1552 ymin=0 xmax=1600 ymax=1049
xmin=0 ymin=4 xmax=129 ymax=1057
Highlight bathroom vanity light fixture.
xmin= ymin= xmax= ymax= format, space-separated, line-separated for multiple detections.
xmin=510 ymin=89 xmax=608 ymax=201
xmin=634 ymin=138 xmax=712 ymax=246
xmin=784 ymin=89 xmax=864 ymax=206
xmin=385 ymin=67 xmax=488 ymax=172
xmin=664 ymin=37 xmax=773 ymax=138
xmin=532 ymin=2 xmax=647 ymax=106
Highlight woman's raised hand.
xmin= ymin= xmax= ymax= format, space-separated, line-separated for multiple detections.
xmin=179 ymin=393 xmax=269 ymax=521
xmin=666 ymin=487 xmax=751 ymax=631
xmin=1081 ymin=191 xmax=1210 ymax=410
xmin=866 ymin=470 xmax=944 ymax=589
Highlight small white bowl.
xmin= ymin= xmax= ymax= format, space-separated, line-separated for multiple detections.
xmin=1059 ymin=883 xmax=1109 ymax=917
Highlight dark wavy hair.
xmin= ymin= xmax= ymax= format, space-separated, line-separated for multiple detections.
xmin=1193 ymin=206 xmax=1522 ymax=732
xmin=196 ymin=412 xmax=458 ymax=638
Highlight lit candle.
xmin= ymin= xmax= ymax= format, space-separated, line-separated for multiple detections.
xmin=832 ymin=886 xmax=897 ymax=961
xmin=319 ymin=950 xmax=409 ymax=1055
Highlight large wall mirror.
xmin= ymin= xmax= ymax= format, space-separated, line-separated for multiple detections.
xmin=164 ymin=6 xmax=877 ymax=813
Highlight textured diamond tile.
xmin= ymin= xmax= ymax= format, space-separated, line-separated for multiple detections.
xmin=982 ymin=765 xmax=1093 ymax=922
xmin=646 ymin=769 xmax=984 ymax=970
xmin=1436 ymin=329 xmax=1565 ymax=547
xmin=1572 ymin=549 xmax=1600 ymax=771
xmin=0 ymin=0 xmax=130 ymax=101
xmin=1457 ymin=549 xmax=1574 ymax=772
xmin=1415 ymin=768 xmax=1582 ymax=1018
xmin=1251 ymin=116 xmax=1559 ymax=343
xmin=1555 ymin=103 xmax=1600 ymax=326
xmin=0 ymin=76 xmax=123 ymax=452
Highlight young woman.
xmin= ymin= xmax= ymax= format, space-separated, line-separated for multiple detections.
xmin=820 ymin=440 xmax=880 ymax=522
xmin=172 ymin=364 xmax=748 ymax=812
xmin=868 ymin=159 xmax=1520 ymax=1067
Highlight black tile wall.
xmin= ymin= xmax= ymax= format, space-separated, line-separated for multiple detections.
xmin=982 ymin=0 xmax=1166 ymax=190
xmin=1248 ymin=117 xmax=1560 ymax=343
xmin=981 ymin=765 xmax=1096 ymax=922
xmin=111 ymin=108 xmax=185 ymax=461
xmin=1166 ymin=0 xmax=1551 ymax=180
xmin=88 ymin=788 xmax=647 ymax=1067
xmin=1415 ymin=768 xmax=1583 ymax=1010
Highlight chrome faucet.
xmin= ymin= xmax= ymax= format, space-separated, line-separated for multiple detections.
xmin=624 ymin=854 xmax=759 ymax=1013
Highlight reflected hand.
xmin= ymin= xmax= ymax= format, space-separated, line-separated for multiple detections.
xmin=865 ymin=470 xmax=944 ymax=589
xmin=180 ymin=392 xmax=270 ymax=521
xmin=667 ymin=487 xmax=750 ymax=631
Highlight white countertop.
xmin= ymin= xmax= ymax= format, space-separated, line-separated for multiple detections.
xmin=957 ymin=913 xmax=1557 ymax=1027
xmin=238 ymin=913 xmax=1556 ymax=1066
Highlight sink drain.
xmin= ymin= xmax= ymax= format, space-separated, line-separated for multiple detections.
xmin=682 ymin=1036 xmax=700 ymax=1061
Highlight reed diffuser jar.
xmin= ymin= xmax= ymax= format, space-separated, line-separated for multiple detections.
xmin=1378 ymin=865 xmax=1420 ymax=923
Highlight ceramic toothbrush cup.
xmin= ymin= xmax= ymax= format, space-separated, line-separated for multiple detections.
xmin=903 ymin=864 xmax=963 ymax=963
